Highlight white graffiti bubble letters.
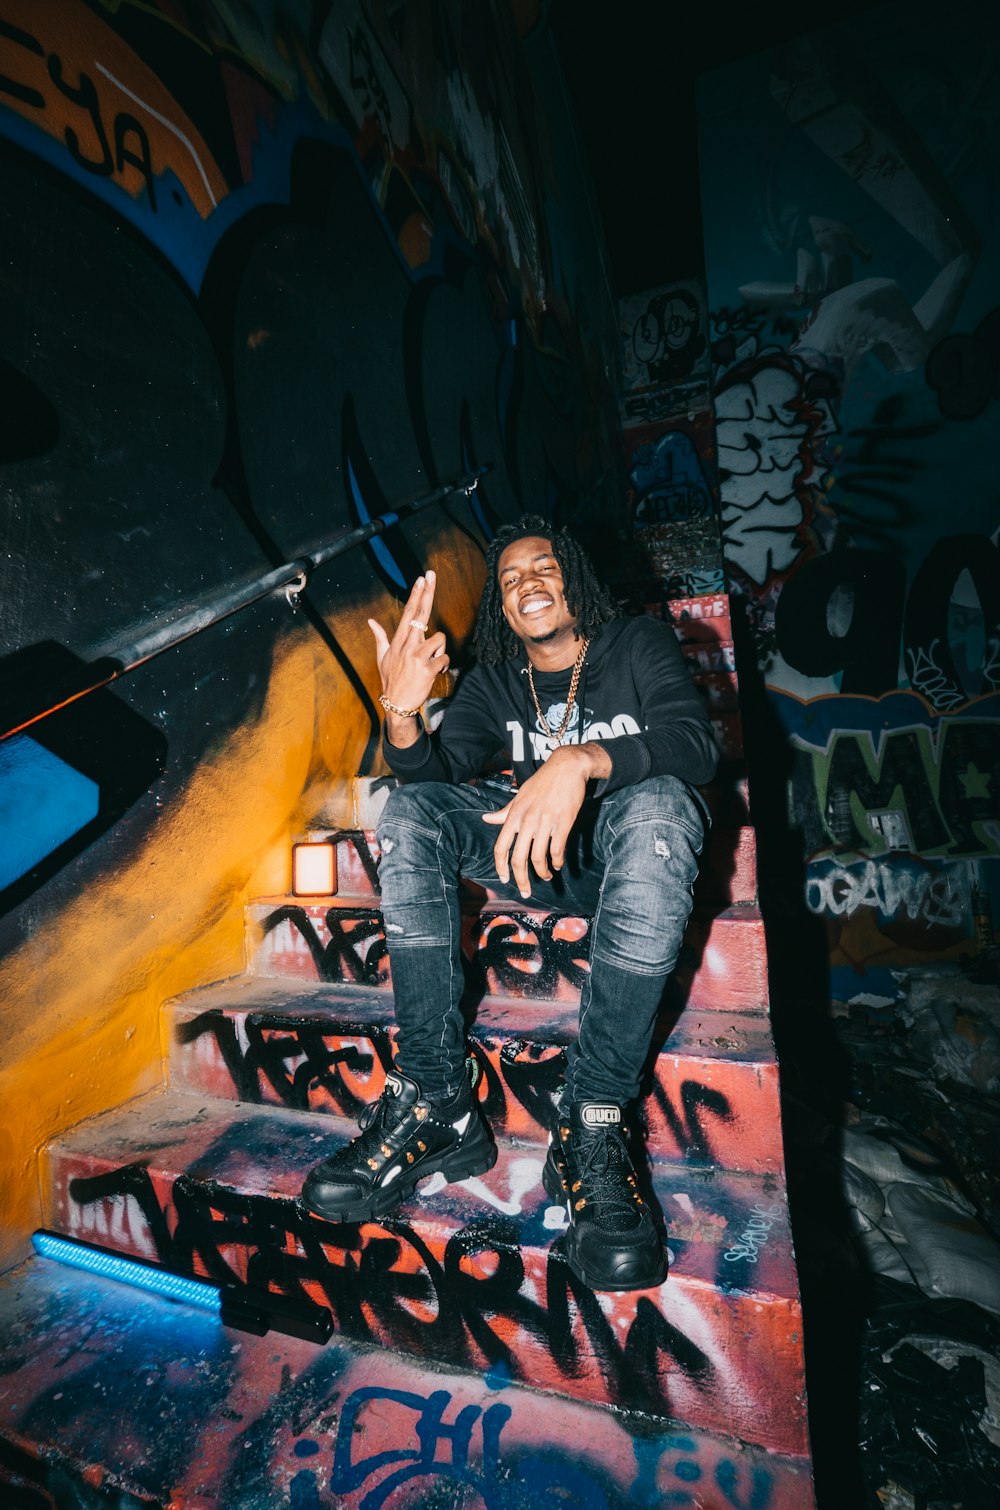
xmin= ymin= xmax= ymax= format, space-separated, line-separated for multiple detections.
xmin=805 ymin=858 xmax=968 ymax=928
xmin=722 ymin=1203 xmax=783 ymax=1265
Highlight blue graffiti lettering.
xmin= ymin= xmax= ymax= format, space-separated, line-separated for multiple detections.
xmin=330 ymin=1384 xmax=612 ymax=1508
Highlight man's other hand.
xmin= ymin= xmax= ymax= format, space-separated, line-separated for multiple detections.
xmin=482 ymin=743 xmax=612 ymax=897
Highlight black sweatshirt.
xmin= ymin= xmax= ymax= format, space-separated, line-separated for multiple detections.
xmin=383 ymin=616 xmax=719 ymax=795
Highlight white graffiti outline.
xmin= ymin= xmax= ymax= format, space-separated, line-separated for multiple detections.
xmin=95 ymin=63 xmax=219 ymax=208
xmin=806 ymin=859 xmax=968 ymax=928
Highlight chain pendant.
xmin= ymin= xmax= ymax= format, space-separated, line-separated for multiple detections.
xmin=527 ymin=637 xmax=590 ymax=744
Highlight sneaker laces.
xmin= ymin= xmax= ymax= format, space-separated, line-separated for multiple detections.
xmin=353 ymin=1081 xmax=466 ymax=1156
xmin=576 ymin=1129 xmax=644 ymax=1236
xmin=352 ymin=1085 xmax=407 ymax=1157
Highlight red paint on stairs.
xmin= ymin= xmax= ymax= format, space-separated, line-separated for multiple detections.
xmin=0 ymin=1257 xmax=816 ymax=1508
xmin=167 ymin=979 xmax=783 ymax=1173
xmin=247 ymin=896 xmax=770 ymax=1014
xmin=42 ymin=1088 xmax=807 ymax=1453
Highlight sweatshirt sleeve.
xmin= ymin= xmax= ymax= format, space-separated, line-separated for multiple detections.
xmin=382 ymin=663 xmax=506 ymax=785
xmin=596 ymin=617 xmax=719 ymax=794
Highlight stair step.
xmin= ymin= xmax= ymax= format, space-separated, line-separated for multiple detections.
xmin=673 ymin=904 xmax=769 ymax=1013
xmin=167 ymin=978 xmax=783 ymax=1174
xmin=663 ymin=592 xmax=734 ymax=641
xmin=0 ymin=1256 xmax=815 ymax=1508
xmin=327 ymin=817 xmax=757 ymax=907
xmin=247 ymin=899 xmax=769 ymax=1015
xmin=42 ymin=1089 xmax=808 ymax=1455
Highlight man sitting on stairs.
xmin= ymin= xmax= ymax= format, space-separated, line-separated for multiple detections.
xmin=301 ymin=515 xmax=718 ymax=1291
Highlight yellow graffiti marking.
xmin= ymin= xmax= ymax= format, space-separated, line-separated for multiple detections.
xmin=0 ymin=535 xmax=486 ymax=1267
xmin=0 ymin=0 xmax=228 ymax=216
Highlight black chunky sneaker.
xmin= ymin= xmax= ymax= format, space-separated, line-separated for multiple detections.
xmin=542 ymin=1100 xmax=667 ymax=1291
xmin=301 ymin=1067 xmax=496 ymax=1223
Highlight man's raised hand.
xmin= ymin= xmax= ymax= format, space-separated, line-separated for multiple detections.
xmin=368 ymin=571 xmax=449 ymax=740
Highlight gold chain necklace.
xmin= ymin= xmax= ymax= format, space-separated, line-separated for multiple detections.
xmin=526 ymin=637 xmax=590 ymax=745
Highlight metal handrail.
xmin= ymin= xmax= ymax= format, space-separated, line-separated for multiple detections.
xmin=2 ymin=468 xmax=488 ymax=743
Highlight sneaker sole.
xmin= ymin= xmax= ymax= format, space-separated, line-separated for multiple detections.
xmin=561 ymin=1235 xmax=668 ymax=1293
xmin=303 ymin=1129 xmax=498 ymax=1224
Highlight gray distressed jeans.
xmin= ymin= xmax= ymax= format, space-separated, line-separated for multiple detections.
xmin=375 ymin=776 xmax=705 ymax=1106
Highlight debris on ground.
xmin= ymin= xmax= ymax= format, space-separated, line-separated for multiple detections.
xmin=788 ymin=961 xmax=1000 ymax=1508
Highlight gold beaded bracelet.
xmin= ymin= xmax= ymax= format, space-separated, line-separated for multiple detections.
xmin=378 ymin=693 xmax=423 ymax=718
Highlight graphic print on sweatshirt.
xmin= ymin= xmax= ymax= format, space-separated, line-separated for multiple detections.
xmin=506 ymin=700 xmax=643 ymax=765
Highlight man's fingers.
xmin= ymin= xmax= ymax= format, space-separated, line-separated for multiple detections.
xmin=529 ymin=831 xmax=553 ymax=882
xmin=491 ymin=816 xmax=518 ymax=883
xmin=404 ymin=569 xmax=436 ymax=632
xmin=367 ymin=618 xmax=391 ymax=666
xmin=484 ymin=800 xmax=516 ymax=882
xmin=509 ymin=829 xmax=535 ymax=898
xmin=485 ymin=796 xmax=557 ymax=893
xmin=549 ymin=827 xmax=568 ymax=871
xmin=400 ymin=574 xmax=427 ymax=616
xmin=390 ymin=585 xmax=422 ymax=648
xmin=397 ymin=569 xmax=439 ymax=640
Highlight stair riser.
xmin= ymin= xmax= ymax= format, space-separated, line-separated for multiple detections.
xmin=704 ymin=822 xmax=757 ymax=905
xmin=45 ymin=1124 xmax=797 ymax=1309
xmin=1 ymin=1260 xmax=816 ymax=1510
xmin=171 ymin=1014 xmax=783 ymax=1174
xmin=663 ymin=594 xmax=734 ymax=642
xmin=248 ymin=903 xmax=769 ymax=1015
xmin=45 ymin=1153 xmax=807 ymax=1455
xmin=675 ymin=910 xmax=769 ymax=1013
xmin=330 ymin=822 xmax=757 ymax=907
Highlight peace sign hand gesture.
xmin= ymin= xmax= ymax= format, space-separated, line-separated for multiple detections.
xmin=368 ymin=570 xmax=449 ymax=746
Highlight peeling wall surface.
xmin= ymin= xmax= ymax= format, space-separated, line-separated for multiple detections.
xmin=0 ymin=0 xmax=622 ymax=1264
xmin=698 ymin=0 xmax=1000 ymax=1002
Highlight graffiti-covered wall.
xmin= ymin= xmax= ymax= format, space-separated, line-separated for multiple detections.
xmin=699 ymin=0 xmax=1000 ymax=1003
xmin=619 ymin=279 xmax=726 ymax=606
xmin=0 ymin=0 xmax=621 ymax=1264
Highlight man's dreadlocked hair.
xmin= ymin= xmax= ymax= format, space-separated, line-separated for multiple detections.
xmin=472 ymin=514 xmax=620 ymax=666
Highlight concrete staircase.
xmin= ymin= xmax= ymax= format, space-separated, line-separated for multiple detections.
xmin=0 ymin=596 xmax=817 ymax=1507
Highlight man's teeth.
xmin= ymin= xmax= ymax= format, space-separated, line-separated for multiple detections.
xmin=522 ymin=597 xmax=552 ymax=614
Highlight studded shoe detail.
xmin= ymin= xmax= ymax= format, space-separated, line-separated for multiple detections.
xmin=542 ymin=1100 xmax=667 ymax=1292
xmin=301 ymin=1065 xmax=496 ymax=1223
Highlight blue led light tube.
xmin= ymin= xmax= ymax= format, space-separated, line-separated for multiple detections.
xmin=32 ymin=1229 xmax=334 ymax=1344
xmin=33 ymin=1230 xmax=222 ymax=1314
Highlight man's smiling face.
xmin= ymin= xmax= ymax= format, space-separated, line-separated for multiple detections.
xmin=498 ymin=534 xmax=578 ymax=647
